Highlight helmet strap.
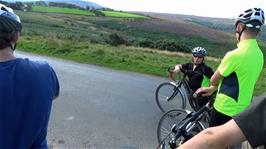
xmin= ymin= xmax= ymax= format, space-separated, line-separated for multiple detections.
xmin=5 ymin=31 xmax=16 ymax=51
xmin=237 ymin=25 xmax=246 ymax=42
xmin=9 ymin=43 xmax=16 ymax=51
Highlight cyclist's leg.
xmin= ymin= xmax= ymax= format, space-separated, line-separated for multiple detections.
xmin=209 ymin=108 xmax=242 ymax=149
xmin=209 ymin=107 xmax=232 ymax=127
xmin=197 ymin=96 xmax=209 ymax=108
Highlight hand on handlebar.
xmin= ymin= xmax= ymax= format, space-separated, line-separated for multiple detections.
xmin=167 ymin=67 xmax=176 ymax=81
xmin=195 ymin=85 xmax=217 ymax=97
xmin=168 ymin=72 xmax=176 ymax=81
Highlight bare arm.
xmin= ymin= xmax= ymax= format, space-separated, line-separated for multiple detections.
xmin=210 ymin=70 xmax=223 ymax=86
xmin=173 ymin=64 xmax=182 ymax=73
xmin=196 ymin=70 xmax=223 ymax=96
xmin=178 ymin=119 xmax=246 ymax=149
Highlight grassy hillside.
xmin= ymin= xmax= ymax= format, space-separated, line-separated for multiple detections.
xmin=16 ymin=11 xmax=266 ymax=95
xmin=140 ymin=12 xmax=266 ymax=60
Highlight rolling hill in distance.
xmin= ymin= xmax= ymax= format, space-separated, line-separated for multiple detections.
xmin=139 ymin=12 xmax=266 ymax=41
xmin=5 ymin=0 xmax=266 ymax=41
xmin=3 ymin=0 xmax=265 ymax=55
xmin=3 ymin=0 xmax=104 ymax=9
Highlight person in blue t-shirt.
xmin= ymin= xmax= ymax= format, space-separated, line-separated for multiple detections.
xmin=0 ymin=4 xmax=60 ymax=149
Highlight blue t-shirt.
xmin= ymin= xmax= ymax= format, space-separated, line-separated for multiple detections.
xmin=0 ymin=58 xmax=60 ymax=149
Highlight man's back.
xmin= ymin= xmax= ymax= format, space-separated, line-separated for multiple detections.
xmin=214 ymin=39 xmax=264 ymax=116
xmin=0 ymin=58 xmax=59 ymax=149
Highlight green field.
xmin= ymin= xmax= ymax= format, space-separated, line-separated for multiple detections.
xmin=16 ymin=11 xmax=266 ymax=95
xmin=32 ymin=6 xmax=95 ymax=16
xmin=32 ymin=6 xmax=147 ymax=18
xmin=101 ymin=11 xmax=147 ymax=18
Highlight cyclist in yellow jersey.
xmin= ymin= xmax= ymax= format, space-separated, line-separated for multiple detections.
xmin=195 ymin=7 xmax=264 ymax=128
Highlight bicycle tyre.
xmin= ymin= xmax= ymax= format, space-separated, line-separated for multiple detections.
xmin=155 ymin=82 xmax=186 ymax=113
xmin=187 ymin=95 xmax=199 ymax=111
xmin=157 ymin=109 xmax=188 ymax=146
xmin=157 ymin=109 xmax=205 ymax=148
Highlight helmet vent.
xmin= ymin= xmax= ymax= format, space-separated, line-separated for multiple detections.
xmin=1 ymin=7 xmax=7 ymax=11
xmin=244 ymin=13 xmax=252 ymax=18
xmin=244 ymin=9 xmax=252 ymax=13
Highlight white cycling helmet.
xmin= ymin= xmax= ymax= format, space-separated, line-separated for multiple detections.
xmin=0 ymin=4 xmax=22 ymax=32
xmin=191 ymin=47 xmax=206 ymax=57
xmin=235 ymin=8 xmax=265 ymax=29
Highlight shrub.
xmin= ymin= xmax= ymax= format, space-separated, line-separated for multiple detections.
xmin=154 ymin=40 xmax=190 ymax=52
xmin=108 ymin=33 xmax=126 ymax=46
xmin=138 ymin=39 xmax=154 ymax=48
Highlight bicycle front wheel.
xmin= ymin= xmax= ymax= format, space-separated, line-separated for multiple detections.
xmin=157 ymin=109 xmax=205 ymax=148
xmin=157 ymin=109 xmax=188 ymax=147
xmin=155 ymin=82 xmax=186 ymax=113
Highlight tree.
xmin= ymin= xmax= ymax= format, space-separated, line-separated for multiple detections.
xmin=86 ymin=6 xmax=90 ymax=10
xmin=15 ymin=2 xmax=25 ymax=11
xmin=93 ymin=10 xmax=105 ymax=17
xmin=108 ymin=33 xmax=126 ymax=46
xmin=24 ymin=2 xmax=33 ymax=11
xmin=35 ymin=1 xmax=47 ymax=6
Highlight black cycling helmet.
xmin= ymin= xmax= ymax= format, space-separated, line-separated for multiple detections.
xmin=191 ymin=47 xmax=206 ymax=57
xmin=235 ymin=8 xmax=265 ymax=29
xmin=0 ymin=4 xmax=22 ymax=32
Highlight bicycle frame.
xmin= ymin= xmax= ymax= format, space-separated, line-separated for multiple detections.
xmin=163 ymin=81 xmax=187 ymax=109
xmin=171 ymin=73 xmax=193 ymax=103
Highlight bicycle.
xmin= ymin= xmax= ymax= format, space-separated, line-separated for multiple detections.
xmin=157 ymin=93 xmax=213 ymax=149
xmin=155 ymin=67 xmax=205 ymax=113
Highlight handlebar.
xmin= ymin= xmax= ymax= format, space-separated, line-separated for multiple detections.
xmin=192 ymin=92 xmax=206 ymax=98
xmin=167 ymin=66 xmax=203 ymax=76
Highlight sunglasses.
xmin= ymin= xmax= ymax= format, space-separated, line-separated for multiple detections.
xmin=193 ymin=54 xmax=204 ymax=58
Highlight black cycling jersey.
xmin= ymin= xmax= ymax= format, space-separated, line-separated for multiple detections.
xmin=181 ymin=62 xmax=213 ymax=92
xmin=233 ymin=97 xmax=266 ymax=148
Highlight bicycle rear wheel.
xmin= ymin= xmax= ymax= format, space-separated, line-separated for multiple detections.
xmin=157 ymin=109 xmax=205 ymax=148
xmin=155 ymin=82 xmax=186 ymax=113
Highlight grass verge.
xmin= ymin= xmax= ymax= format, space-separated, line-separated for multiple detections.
xmin=17 ymin=36 xmax=266 ymax=96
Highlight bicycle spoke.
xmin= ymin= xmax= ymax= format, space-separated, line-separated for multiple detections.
xmin=156 ymin=82 xmax=186 ymax=112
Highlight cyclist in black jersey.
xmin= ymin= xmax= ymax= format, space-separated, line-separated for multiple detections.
xmin=169 ymin=47 xmax=214 ymax=108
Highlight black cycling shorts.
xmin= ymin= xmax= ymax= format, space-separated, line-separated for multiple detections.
xmin=209 ymin=107 xmax=232 ymax=127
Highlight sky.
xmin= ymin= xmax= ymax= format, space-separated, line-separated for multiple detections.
xmin=86 ymin=0 xmax=266 ymax=19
